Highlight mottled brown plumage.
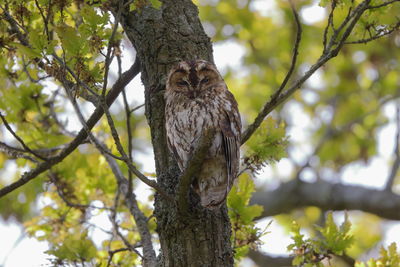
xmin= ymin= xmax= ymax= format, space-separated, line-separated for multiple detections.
xmin=165 ymin=60 xmax=241 ymax=209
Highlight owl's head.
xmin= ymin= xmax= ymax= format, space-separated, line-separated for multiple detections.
xmin=166 ymin=60 xmax=224 ymax=99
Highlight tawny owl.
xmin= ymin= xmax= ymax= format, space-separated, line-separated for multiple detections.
xmin=165 ymin=60 xmax=241 ymax=209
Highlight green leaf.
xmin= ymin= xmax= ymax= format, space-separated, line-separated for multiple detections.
xmin=319 ymin=0 xmax=329 ymax=7
xmin=292 ymin=255 xmax=304 ymax=266
xmin=288 ymin=213 xmax=354 ymax=266
xmin=29 ymin=30 xmax=47 ymax=52
xmin=228 ymin=174 xmax=264 ymax=261
xmin=228 ymin=174 xmax=263 ymax=222
xmin=13 ymin=43 xmax=41 ymax=59
xmin=289 ymin=221 xmax=305 ymax=247
xmin=246 ymin=117 xmax=288 ymax=164
xmin=81 ymin=5 xmax=109 ymax=30
xmin=46 ymin=230 xmax=97 ymax=262
xmin=356 ymin=242 xmax=400 ymax=267
xmin=55 ymin=24 xmax=87 ymax=56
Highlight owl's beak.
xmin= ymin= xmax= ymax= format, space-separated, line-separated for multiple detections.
xmin=188 ymin=89 xmax=198 ymax=99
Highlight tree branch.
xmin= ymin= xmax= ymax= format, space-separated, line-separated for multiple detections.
xmin=274 ymin=0 xmax=302 ymax=98
xmin=385 ymin=104 xmax=400 ymax=191
xmin=101 ymin=0 xmax=122 ymax=97
xmin=241 ymin=0 xmax=393 ymax=145
xmin=99 ymin=98 xmax=174 ymax=202
xmin=367 ymin=0 xmax=400 ymax=9
xmin=0 ymin=141 xmax=37 ymax=162
xmin=323 ymin=0 xmax=337 ymax=52
xmin=118 ymin=53 xmax=135 ymax=203
xmin=251 ymin=179 xmax=400 ymax=221
xmin=0 ymin=60 xmax=140 ymax=198
xmin=103 ymin=152 xmax=157 ymax=267
xmin=106 ymin=247 xmax=130 ymax=267
xmin=0 ymin=112 xmax=47 ymax=161
xmin=63 ymin=77 xmax=125 ymax=162
xmin=109 ymin=186 xmax=144 ymax=259
xmin=130 ymin=103 xmax=145 ymax=114
xmin=241 ymin=2 xmax=302 ymax=144
xmin=48 ymin=171 xmax=114 ymax=211
xmin=177 ymin=129 xmax=216 ymax=212
xmin=48 ymin=89 xmax=78 ymax=137
xmin=247 ymin=249 xmax=355 ymax=267
xmin=247 ymin=250 xmax=292 ymax=267
xmin=345 ymin=21 xmax=400 ymax=45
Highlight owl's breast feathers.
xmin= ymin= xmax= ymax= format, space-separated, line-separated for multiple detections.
xmin=166 ymin=91 xmax=236 ymax=160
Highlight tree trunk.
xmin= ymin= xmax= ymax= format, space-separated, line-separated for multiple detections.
xmin=119 ymin=1 xmax=234 ymax=266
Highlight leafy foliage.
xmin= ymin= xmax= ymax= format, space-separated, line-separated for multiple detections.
xmin=288 ymin=212 xmax=354 ymax=266
xmin=355 ymin=243 xmax=400 ymax=267
xmin=228 ymin=173 xmax=265 ymax=260
xmin=243 ymin=117 xmax=288 ymax=173
xmin=46 ymin=230 xmax=97 ymax=265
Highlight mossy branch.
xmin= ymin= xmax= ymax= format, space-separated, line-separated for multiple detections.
xmin=177 ymin=129 xmax=216 ymax=213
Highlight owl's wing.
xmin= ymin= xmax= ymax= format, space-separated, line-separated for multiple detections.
xmin=167 ymin=134 xmax=185 ymax=171
xmin=220 ymin=92 xmax=241 ymax=189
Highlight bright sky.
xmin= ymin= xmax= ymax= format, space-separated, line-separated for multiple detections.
xmin=1 ymin=1 xmax=399 ymax=266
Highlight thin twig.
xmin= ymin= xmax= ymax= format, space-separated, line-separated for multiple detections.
xmin=109 ymin=188 xmax=143 ymax=259
xmin=102 ymin=0 xmax=123 ymax=97
xmin=52 ymin=54 xmax=99 ymax=100
xmin=0 ymin=231 xmax=26 ymax=266
xmin=64 ymin=85 xmax=125 ymax=161
xmin=48 ymin=89 xmax=77 ymax=137
xmin=0 ymin=141 xmax=38 ymax=162
xmin=106 ymin=248 xmax=130 ymax=267
xmin=241 ymin=1 xmax=302 ymax=144
xmin=323 ymin=0 xmax=337 ymax=52
xmin=21 ymin=57 xmax=49 ymax=83
xmin=274 ymin=0 xmax=302 ymax=97
xmin=329 ymin=1 xmax=371 ymax=54
xmin=367 ymin=0 xmax=400 ymax=9
xmin=325 ymin=4 xmax=355 ymax=52
xmin=96 ymin=138 xmax=157 ymax=267
xmin=0 ymin=112 xmax=47 ymax=161
xmin=345 ymin=21 xmax=400 ymax=44
xmin=0 ymin=5 xmax=28 ymax=44
xmin=99 ymin=98 xmax=174 ymax=202
xmin=34 ymin=0 xmax=50 ymax=41
xmin=119 ymin=54 xmax=135 ymax=200
xmin=130 ymin=104 xmax=145 ymax=114
xmin=49 ymin=171 xmax=114 ymax=211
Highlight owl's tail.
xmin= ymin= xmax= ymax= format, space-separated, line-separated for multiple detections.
xmin=199 ymin=184 xmax=228 ymax=209
xmin=193 ymin=157 xmax=231 ymax=209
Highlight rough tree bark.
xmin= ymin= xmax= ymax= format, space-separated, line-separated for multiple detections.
xmin=118 ymin=1 xmax=234 ymax=266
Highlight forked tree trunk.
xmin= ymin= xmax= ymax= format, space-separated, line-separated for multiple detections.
xmin=119 ymin=1 xmax=234 ymax=266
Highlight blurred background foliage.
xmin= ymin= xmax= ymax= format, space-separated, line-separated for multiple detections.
xmin=0 ymin=0 xmax=399 ymax=266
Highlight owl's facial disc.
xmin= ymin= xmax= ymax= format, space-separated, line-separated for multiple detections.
xmin=167 ymin=60 xmax=223 ymax=98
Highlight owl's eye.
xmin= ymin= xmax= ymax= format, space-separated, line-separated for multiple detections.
xmin=200 ymin=77 xmax=209 ymax=84
xmin=177 ymin=81 xmax=189 ymax=87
